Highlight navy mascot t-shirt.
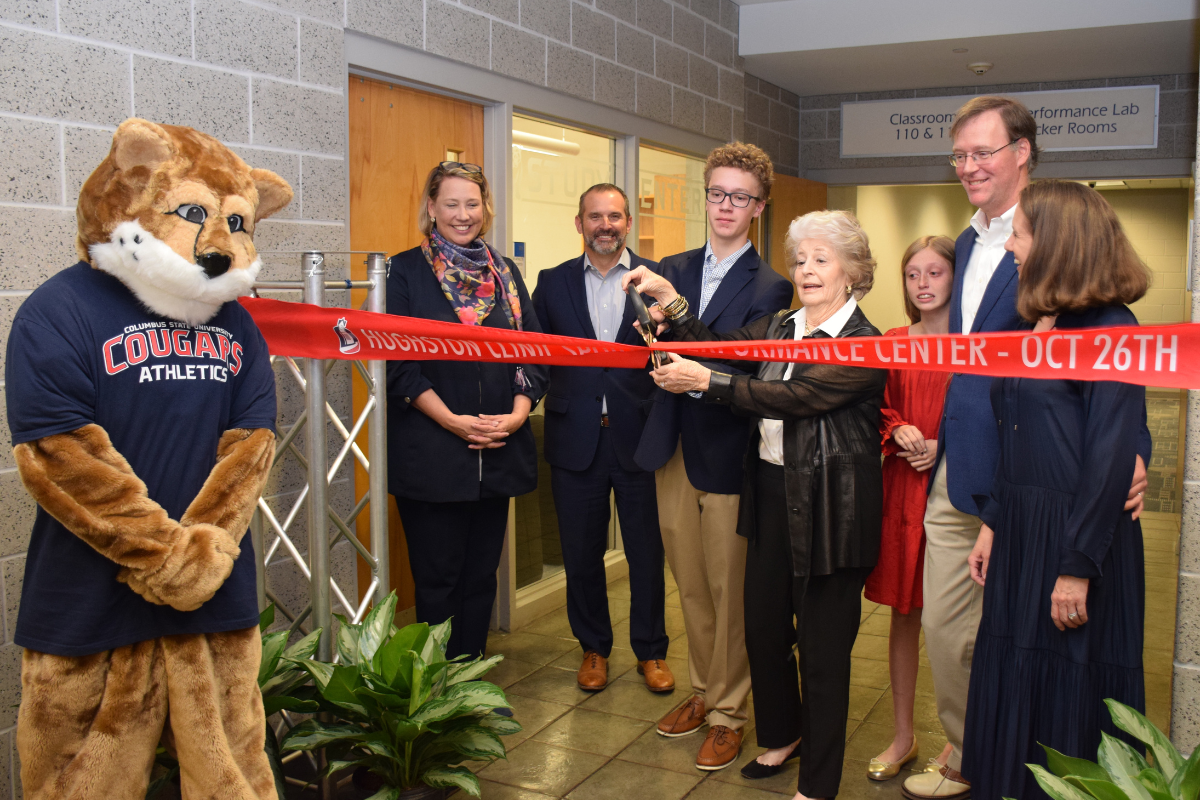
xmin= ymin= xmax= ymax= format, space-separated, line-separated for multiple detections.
xmin=5 ymin=263 xmax=277 ymax=656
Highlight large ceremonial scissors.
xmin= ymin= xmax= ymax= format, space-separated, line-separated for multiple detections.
xmin=626 ymin=284 xmax=667 ymax=368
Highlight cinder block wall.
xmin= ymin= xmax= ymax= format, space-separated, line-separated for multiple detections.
xmin=741 ymin=73 xmax=799 ymax=176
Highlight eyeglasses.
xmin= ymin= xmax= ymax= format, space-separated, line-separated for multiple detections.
xmin=439 ymin=161 xmax=483 ymax=173
xmin=949 ymin=140 xmax=1019 ymax=168
xmin=705 ymin=187 xmax=760 ymax=208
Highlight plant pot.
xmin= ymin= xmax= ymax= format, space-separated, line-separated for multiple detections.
xmin=351 ymin=767 xmax=447 ymax=800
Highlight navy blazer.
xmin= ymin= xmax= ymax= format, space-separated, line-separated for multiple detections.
xmin=935 ymin=225 xmax=1152 ymax=515
xmin=385 ymin=246 xmax=548 ymax=503
xmin=531 ymin=251 xmax=659 ymax=473
xmin=635 ymin=244 xmax=794 ymax=494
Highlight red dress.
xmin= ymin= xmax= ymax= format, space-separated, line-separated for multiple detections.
xmin=864 ymin=327 xmax=949 ymax=614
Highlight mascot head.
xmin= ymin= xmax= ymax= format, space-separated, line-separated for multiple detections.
xmin=78 ymin=119 xmax=294 ymax=326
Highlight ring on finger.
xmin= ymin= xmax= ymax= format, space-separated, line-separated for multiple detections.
xmin=1067 ymin=612 xmax=1078 ymax=620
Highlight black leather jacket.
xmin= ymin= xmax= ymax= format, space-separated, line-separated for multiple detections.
xmin=670 ymin=304 xmax=886 ymax=576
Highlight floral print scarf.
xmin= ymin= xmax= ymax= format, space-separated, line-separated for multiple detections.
xmin=422 ymin=227 xmax=523 ymax=330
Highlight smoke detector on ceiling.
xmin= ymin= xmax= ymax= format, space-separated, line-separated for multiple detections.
xmin=968 ymin=62 xmax=994 ymax=76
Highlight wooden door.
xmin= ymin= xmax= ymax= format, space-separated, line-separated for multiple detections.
xmin=751 ymin=174 xmax=827 ymax=306
xmin=348 ymin=77 xmax=485 ymax=615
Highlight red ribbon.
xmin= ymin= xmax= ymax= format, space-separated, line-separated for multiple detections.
xmin=240 ymin=296 xmax=1200 ymax=390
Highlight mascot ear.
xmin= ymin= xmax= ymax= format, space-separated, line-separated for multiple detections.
xmin=251 ymin=169 xmax=294 ymax=222
xmin=111 ymin=118 xmax=175 ymax=174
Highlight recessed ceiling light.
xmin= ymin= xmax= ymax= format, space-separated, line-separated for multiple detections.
xmin=953 ymin=48 xmax=968 ymax=53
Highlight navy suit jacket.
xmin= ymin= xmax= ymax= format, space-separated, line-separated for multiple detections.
xmin=635 ymin=244 xmax=794 ymax=494
xmin=531 ymin=251 xmax=660 ymax=473
xmin=935 ymin=225 xmax=1151 ymax=515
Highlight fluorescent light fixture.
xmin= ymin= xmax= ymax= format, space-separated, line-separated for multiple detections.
xmin=512 ymin=130 xmax=582 ymax=157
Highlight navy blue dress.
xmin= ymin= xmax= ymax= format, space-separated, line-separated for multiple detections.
xmin=962 ymin=305 xmax=1146 ymax=800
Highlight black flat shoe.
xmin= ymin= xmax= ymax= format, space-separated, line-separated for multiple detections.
xmin=740 ymin=744 xmax=800 ymax=779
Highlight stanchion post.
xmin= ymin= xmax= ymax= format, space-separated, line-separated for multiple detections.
xmin=302 ymin=250 xmax=335 ymax=800
xmin=251 ymin=506 xmax=266 ymax=612
xmin=366 ymin=252 xmax=390 ymax=603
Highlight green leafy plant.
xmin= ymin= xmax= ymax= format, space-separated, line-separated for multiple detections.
xmin=280 ymin=591 xmax=521 ymax=799
xmin=1011 ymin=699 xmax=1200 ymax=800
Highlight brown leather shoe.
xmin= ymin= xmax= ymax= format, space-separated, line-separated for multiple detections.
xmin=576 ymin=651 xmax=608 ymax=691
xmin=657 ymin=695 xmax=706 ymax=737
xmin=637 ymin=659 xmax=675 ymax=692
xmin=696 ymin=725 xmax=742 ymax=771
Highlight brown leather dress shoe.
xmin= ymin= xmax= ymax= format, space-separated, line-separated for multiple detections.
xmin=576 ymin=651 xmax=608 ymax=691
xmin=637 ymin=659 xmax=675 ymax=692
xmin=657 ymin=695 xmax=706 ymax=737
xmin=696 ymin=725 xmax=742 ymax=771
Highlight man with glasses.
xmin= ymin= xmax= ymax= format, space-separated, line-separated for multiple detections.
xmin=530 ymin=184 xmax=673 ymax=696
xmin=636 ymin=142 xmax=793 ymax=771
xmin=902 ymin=96 xmax=1150 ymax=800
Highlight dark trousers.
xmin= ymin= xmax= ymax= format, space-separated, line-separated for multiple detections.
xmin=395 ymin=495 xmax=509 ymax=660
xmin=745 ymin=460 xmax=868 ymax=798
xmin=551 ymin=427 xmax=668 ymax=660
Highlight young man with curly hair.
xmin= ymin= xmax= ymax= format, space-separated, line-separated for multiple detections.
xmin=636 ymin=142 xmax=794 ymax=771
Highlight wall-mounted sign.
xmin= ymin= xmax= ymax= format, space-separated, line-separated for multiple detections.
xmin=840 ymin=85 xmax=1159 ymax=159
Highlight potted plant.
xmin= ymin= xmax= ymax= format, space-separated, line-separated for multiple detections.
xmin=280 ymin=592 xmax=521 ymax=799
xmin=1017 ymin=699 xmax=1200 ymax=800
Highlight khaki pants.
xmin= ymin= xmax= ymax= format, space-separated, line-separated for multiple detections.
xmin=656 ymin=441 xmax=750 ymax=730
xmin=18 ymin=627 xmax=276 ymax=800
xmin=922 ymin=460 xmax=985 ymax=771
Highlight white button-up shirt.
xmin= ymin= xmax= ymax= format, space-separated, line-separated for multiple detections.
xmin=584 ymin=248 xmax=632 ymax=415
xmin=959 ymin=204 xmax=1015 ymax=335
xmin=758 ymin=297 xmax=858 ymax=466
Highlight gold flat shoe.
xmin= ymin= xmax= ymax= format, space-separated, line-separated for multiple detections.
xmin=867 ymin=737 xmax=919 ymax=781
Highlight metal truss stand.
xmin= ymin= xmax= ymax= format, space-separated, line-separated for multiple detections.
xmin=248 ymin=250 xmax=390 ymax=649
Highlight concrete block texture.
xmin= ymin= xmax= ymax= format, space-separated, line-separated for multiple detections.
xmin=0 ymin=644 xmax=20 ymax=728
xmin=252 ymin=80 xmax=346 ymax=154
xmin=230 ymin=145 xmax=301 ymax=219
xmin=0 ymin=393 xmax=11 ymax=472
xmin=301 ymin=21 xmax=347 ymax=89
xmin=0 ymin=296 xmax=29 ymax=390
xmin=547 ymin=42 xmax=594 ymax=100
xmin=63 ymin=126 xmax=115 ymax=209
xmin=745 ymin=89 xmax=769 ymax=127
xmin=0 ymin=471 xmax=35 ymax=559
xmin=655 ymin=40 xmax=688 ymax=86
xmin=1161 ymin=90 xmax=1199 ymax=127
xmin=768 ymin=98 xmax=793 ymax=135
xmin=426 ymin=1 xmax=492 ymax=70
xmin=492 ymin=23 xmax=547 ymax=87
xmin=1183 ymin=482 xmax=1200 ymax=574
xmin=465 ymin=0 xmax=520 ymax=24
xmin=1178 ymin=573 xmax=1200 ymax=666
xmin=800 ymin=110 xmax=827 ymax=141
xmin=265 ymin=0 xmax=343 ymax=24
xmin=704 ymin=23 xmax=733 ymax=68
xmin=689 ymin=54 xmax=718 ymax=99
xmin=672 ymin=86 xmax=704 ymax=134
xmin=616 ymin=23 xmax=655 ymax=75
xmin=595 ymin=59 xmax=637 ymax=114
xmin=689 ymin=0 xmax=718 ymax=24
xmin=254 ymin=220 xmax=348 ymax=282
xmin=1173 ymin=665 xmax=1200 ymax=752
xmin=719 ymin=68 xmax=742 ymax=107
xmin=636 ymin=0 xmax=672 ymax=40
xmin=0 ymin=118 xmax=58 ymax=205
xmin=636 ymin=73 xmax=672 ymax=125
xmin=672 ymin=7 xmax=704 ymax=55
xmin=299 ymin=156 xmax=348 ymax=221
xmin=731 ymin=107 xmax=744 ymax=142
xmin=0 ymin=28 xmax=130 ymax=125
xmin=718 ymin=0 xmax=737 ymax=31
xmin=60 ymin=0 xmax=191 ymax=59
xmin=3 ymin=556 xmax=22 ymax=644
xmin=133 ymin=57 xmax=251 ymax=144
xmin=572 ymin=3 xmax=616 ymax=60
xmin=596 ymin=0 xmax=636 ymax=26
xmin=195 ymin=0 xmax=298 ymax=80
xmin=0 ymin=207 xmax=76 ymax=292
xmin=0 ymin=0 xmax=54 ymax=29
xmin=521 ymin=0 xmax=572 ymax=44
xmin=348 ymin=0 xmax=423 ymax=49
xmin=703 ymin=97 xmax=731 ymax=141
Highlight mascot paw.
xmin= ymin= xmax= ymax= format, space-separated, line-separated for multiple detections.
xmin=119 ymin=523 xmax=241 ymax=611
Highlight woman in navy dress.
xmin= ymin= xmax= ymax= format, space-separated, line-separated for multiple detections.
xmin=962 ymin=180 xmax=1151 ymax=800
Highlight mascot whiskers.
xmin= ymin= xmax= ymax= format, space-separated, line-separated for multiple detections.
xmin=5 ymin=118 xmax=291 ymax=800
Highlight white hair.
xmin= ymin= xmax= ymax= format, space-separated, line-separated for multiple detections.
xmin=784 ymin=210 xmax=876 ymax=299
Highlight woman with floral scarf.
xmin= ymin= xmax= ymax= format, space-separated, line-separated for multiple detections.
xmin=386 ymin=162 xmax=547 ymax=660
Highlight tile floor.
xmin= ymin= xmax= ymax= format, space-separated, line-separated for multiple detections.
xmin=477 ymin=510 xmax=1180 ymax=800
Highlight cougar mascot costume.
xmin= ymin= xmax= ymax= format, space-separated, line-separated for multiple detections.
xmin=5 ymin=119 xmax=292 ymax=799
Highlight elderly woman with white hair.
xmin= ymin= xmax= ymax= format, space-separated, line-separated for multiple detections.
xmin=624 ymin=210 xmax=885 ymax=800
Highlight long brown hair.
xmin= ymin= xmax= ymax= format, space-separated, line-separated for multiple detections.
xmin=1016 ymin=181 xmax=1150 ymax=322
xmin=900 ymin=235 xmax=956 ymax=323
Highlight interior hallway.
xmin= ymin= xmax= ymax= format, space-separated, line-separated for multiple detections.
xmin=473 ymin=390 xmax=1184 ymax=800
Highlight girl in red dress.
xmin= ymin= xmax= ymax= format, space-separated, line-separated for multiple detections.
xmin=866 ymin=236 xmax=956 ymax=781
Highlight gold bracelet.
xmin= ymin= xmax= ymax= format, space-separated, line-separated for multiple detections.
xmin=662 ymin=295 xmax=689 ymax=320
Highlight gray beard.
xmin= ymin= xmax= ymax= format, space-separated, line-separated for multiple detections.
xmin=585 ymin=231 xmax=625 ymax=256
